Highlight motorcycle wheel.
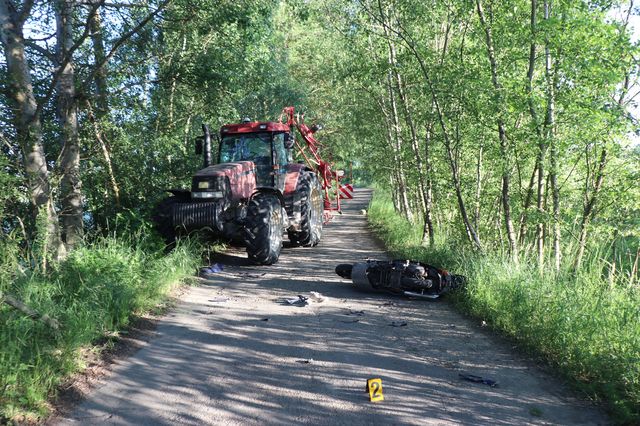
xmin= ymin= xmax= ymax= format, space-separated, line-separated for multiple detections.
xmin=335 ymin=264 xmax=353 ymax=279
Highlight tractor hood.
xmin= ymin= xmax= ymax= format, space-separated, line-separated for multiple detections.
xmin=192 ymin=161 xmax=256 ymax=201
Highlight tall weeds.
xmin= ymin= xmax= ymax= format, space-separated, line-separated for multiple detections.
xmin=368 ymin=191 xmax=640 ymax=424
xmin=0 ymin=235 xmax=199 ymax=421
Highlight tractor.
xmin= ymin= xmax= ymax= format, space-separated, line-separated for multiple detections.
xmin=153 ymin=107 xmax=340 ymax=265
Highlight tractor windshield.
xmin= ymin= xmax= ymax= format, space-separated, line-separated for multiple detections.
xmin=219 ymin=132 xmax=272 ymax=185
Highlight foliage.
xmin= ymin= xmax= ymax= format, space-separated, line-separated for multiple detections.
xmin=0 ymin=235 xmax=199 ymax=421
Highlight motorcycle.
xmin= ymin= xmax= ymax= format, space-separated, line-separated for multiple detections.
xmin=335 ymin=259 xmax=466 ymax=299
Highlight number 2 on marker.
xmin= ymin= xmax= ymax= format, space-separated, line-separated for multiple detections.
xmin=367 ymin=378 xmax=384 ymax=402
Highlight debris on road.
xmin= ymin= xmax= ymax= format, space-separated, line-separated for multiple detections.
xmin=347 ymin=309 xmax=365 ymax=316
xmin=309 ymin=291 xmax=326 ymax=303
xmin=209 ymin=297 xmax=229 ymax=303
xmin=283 ymin=295 xmax=309 ymax=306
xmin=340 ymin=319 xmax=360 ymax=324
xmin=237 ymin=272 xmax=267 ymax=279
xmin=296 ymin=358 xmax=314 ymax=364
xmin=389 ymin=321 xmax=408 ymax=327
xmin=458 ymin=373 xmax=498 ymax=387
xmin=200 ymin=263 xmax=224 ymax=275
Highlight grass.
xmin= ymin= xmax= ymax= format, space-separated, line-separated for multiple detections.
xmin=0 ymin=234 xmax=201 ymax=422
xmin=367 ymin=191 xmax=640 ymax=424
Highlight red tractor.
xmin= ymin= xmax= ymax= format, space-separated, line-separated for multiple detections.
xmin=153 ymin=107 xmax=341 ymax=265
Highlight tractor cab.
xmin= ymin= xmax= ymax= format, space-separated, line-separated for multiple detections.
xmin=219 ymin=121 xmax=294 ymax=189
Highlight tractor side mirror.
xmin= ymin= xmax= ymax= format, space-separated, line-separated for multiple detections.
xmin=195 ymin=137 xmax=203 ymax=155
xmin=284 ymin=132 xmax=295 ymax=149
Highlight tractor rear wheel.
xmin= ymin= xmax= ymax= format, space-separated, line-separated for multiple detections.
xmin=288 ymin=172 xmax=323 ymax=247
xmin=245 ymin=193 xmax=284 ymax=265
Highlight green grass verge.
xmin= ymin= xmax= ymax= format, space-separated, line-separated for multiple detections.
xmin=0 ymin=236 xmax=200 ymax=421
xmin=367 ymin=191 xmax=640 ymax=424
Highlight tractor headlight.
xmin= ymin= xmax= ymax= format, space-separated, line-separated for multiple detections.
xmin=192 ymin=191 xmax=224 ymax=199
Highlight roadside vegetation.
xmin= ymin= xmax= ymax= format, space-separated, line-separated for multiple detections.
xmin=368 ymin=191 xmax=640 ymax=424
xmin=0 ymin=233 xmax=199 ymax=421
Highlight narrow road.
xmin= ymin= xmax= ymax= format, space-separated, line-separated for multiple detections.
xmin=56 ymin=189 xmax=608 ymax=425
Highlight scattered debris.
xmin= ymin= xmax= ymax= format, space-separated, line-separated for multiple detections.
xmin=238 ymin=272 xmax=267 ymax=278
xmin=340 ymin=319 xmax=360 ymax=324
xmin=309 ymin=291 xmax=326 ymax=303
xmin=458 ymin=373 xmax=498 ymax=387
xmin=389 ymin=321 xmax=408 ymax=327
xmin=296 ymin=358 xmax=314 ymax=364
xmin=284 ymin=295 xmax=309 ymax=306
xmin=209 ymin=297 xmax=229 ymax=303
xmin=260 ymin=318 xmax=270 ymax=322
xmin=200 ymin=263 xmax=224 ymax=275
xmin=347 ymin=309 xmax=365 ymax=316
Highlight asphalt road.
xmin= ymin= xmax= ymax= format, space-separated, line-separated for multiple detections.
xmin=55 ymin=189 xmax=609 ymax=425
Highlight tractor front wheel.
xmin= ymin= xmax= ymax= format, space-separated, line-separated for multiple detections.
xmin=245 ymin=193 xmax=284 ymax=265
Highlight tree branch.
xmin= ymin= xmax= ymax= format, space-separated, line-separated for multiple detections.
xmin=34 ymin=0 xmax=106 ymax=118
xmin=25 ymin=39 xmax=56 ymax=61
xmin=0 ymin=290 xmax=60 ymax=330
xmin=82 ymin=0 xmax=171 ymax=87
xmin=17 ymin=0 xmax=35 ymax=26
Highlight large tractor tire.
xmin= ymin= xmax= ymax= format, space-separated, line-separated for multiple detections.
xmin=288 ymin=172 xmax=323 ymax=247
xmin=245 ymin=193 xmax=284 ymax=265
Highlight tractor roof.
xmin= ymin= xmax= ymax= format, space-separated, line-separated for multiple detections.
xmin=220 ymin=121 xmax=290 ymax=135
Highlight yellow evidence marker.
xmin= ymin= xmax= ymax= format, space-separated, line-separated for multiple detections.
xmin=366 ymin=378 xmax=384 ymax=402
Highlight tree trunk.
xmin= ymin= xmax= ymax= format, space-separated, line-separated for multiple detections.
xmin=573 ymin=147 xmax=607 ymax=270
xmin=518 ymin=163 xmax=538 ymax=244
xmin=382 ymin=26 xmax=430 ymax=235
xmin=474 ymin=142 xmax=483 ymax=236
xmin=56 ymin=0 xmax=83 ymax=251
xmin=0 ymin=0 xmax=65 ymax=264
xmin=379 ymin=93 xmax=405 ymax=217
xmin=422 ymin=123 xmax=435 ymax=246
xmin=476 ymin=0 xmax=519 ymax=264
xmin=377 ymin=0 xmax=413 ymax=223
xmin=374 ymin=1 xmax=480 ymax=249
xmin=88 ymin=4 xmax=121 ymax=208
xmin=89 ymin=3 xmax=108 ymax=117
xmin=525 ymin=0 xmax=549 ymax=270
xmin=543 ymin=0 xmax=561 ymax=272
xmin=385 ymin=69 xmax=413 ymax=223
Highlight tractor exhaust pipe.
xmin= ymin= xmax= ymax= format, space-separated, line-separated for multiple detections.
xmin=202 ymin=124 xmax=212 ymax=168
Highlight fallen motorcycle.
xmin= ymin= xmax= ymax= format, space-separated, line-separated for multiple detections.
xmin=335 ymin=259 xmax=466 ymax=299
